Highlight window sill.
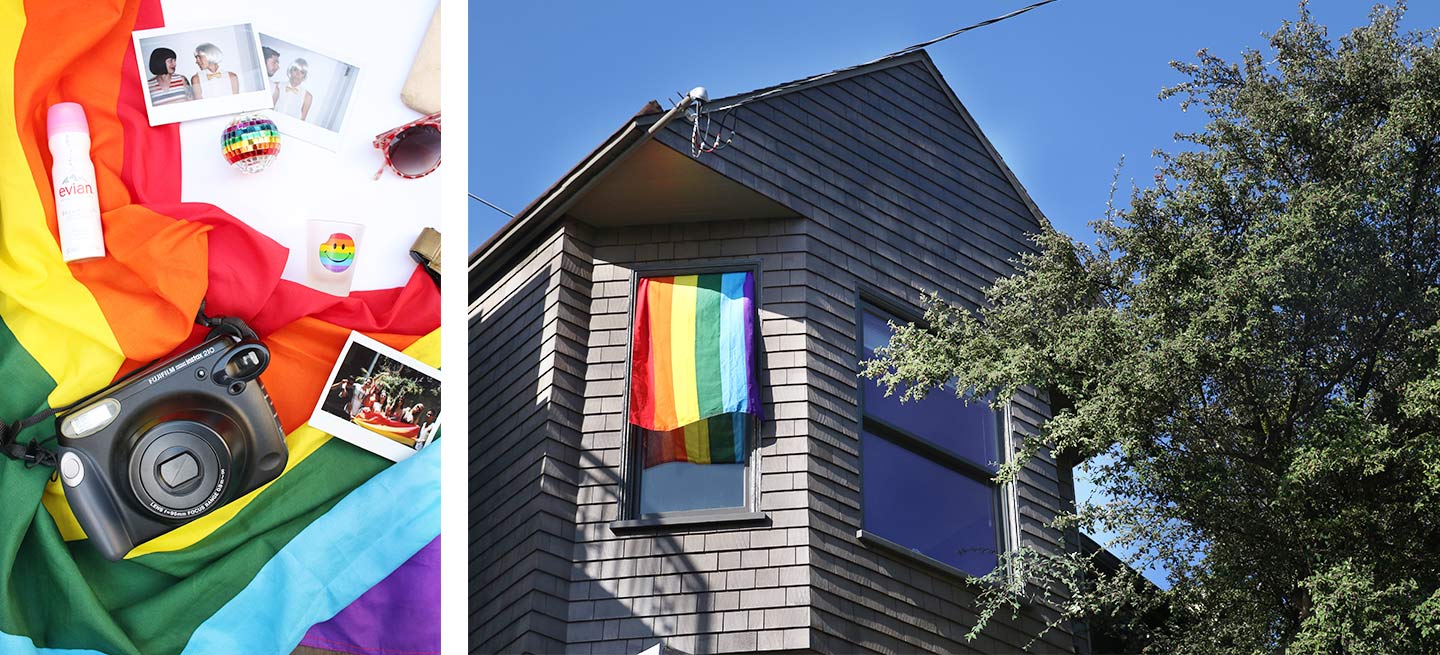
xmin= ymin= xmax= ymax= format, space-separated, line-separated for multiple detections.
xmin=856 ymin=529 xmax=986 ymax=584
xmin=611 ymin=511 xmax=768 ymax=534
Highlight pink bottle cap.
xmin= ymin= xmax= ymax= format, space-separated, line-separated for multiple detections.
xmin=47 ymin=102 xmax=89 ymax=138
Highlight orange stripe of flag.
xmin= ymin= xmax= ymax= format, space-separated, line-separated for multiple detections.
xmin=16 ymin=0 xmax=208 ymax=364
xmin=649 ymin=277 xmax=677 ymax=430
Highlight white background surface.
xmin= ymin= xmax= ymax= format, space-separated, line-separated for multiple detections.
xmin=161 ymin=0 xmax=440 ymax=291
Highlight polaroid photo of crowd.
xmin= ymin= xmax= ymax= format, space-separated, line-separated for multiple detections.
xmin=258 ymin=33 xmax=360 ymax=151
xmin=309 ymin=332 xmax=441 ymax=462
xmin=133 ymin=22 xmax=273 ymax=125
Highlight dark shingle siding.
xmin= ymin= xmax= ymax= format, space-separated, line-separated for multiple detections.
xmin=565 ymin=217 xmax=815 ymax=654
xmin=648 ymin=56 xmax=1076 ymax=653
xmin=471 ymin=224 xmax=594 ymax=653
xmin=471 ymin=53 xmax=1079 ymax=654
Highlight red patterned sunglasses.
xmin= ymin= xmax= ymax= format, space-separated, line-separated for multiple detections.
xmin=373 ymin=112 xmax=441 ymax=179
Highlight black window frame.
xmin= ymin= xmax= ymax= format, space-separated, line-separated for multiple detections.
xmin=611 ymin=259 xmax=767 ymax=532
xmin=854 ymin=294 xmax=1013 ymax=578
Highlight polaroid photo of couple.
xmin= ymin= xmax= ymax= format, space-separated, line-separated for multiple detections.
xmin=133 ymin=22 xmax=360 ymax=150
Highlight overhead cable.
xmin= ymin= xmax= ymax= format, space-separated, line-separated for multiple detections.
xmin=700 ymin=0 xmax=1061 ymax=114
xmin=469 ymin=193 xmax=514 ymax=218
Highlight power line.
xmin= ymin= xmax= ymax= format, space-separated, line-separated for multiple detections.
xmin=469 ymin=193 xmax=514 ymax=218
xmin=890 ymin=0 xmax=1060 ymax=56
xmin=702 ymin=0 xmax=1061 ymax=114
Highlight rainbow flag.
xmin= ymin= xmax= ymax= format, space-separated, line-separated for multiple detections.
xmin=0 ymin=1 xmax=439 ymax=654
xmin=643 ymin=412 xmax=749 ymax=468
xmin=354 ymin=409 xmax=421 ymax=445
xmin=629 ymin=272 xmax=760 ymax=432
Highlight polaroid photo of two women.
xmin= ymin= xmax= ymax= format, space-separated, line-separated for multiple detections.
xmin=308 ymin=332 xmax=442 ymax=462
xmin=133 ymin=22 xmax=358 ymax=150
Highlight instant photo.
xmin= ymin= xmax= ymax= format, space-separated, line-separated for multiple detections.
xmin=258 ymin=33 xmax=361 ymax=151
xmin=133 ymin=22 xmax=272 ymax=125
xmin=308 ymin=332 xmax=441 ymax=462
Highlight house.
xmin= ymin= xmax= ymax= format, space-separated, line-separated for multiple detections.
xmin=470 ymin=50 xmax=1086 ymax=654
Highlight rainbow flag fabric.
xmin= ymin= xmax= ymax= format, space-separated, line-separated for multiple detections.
xmin=629 ymin=272 xmax=761 ymax=432
xmin=353 ymin=409 xmax=421 ymax=445
xmin=0 ymin=1 xmax=440 ymax=654
xmin=642 ymin=412 xmax=749 ymax=468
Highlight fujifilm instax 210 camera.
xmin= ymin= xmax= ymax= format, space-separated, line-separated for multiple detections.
xmin=55 ymin=332 xmax=288 ymax=560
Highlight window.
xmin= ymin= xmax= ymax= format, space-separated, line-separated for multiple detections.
xmin=622 ymin=269 xmax=762 ymax=522
xmin=636 ymin=413 xmax=755 ymax=515
xmin=859 ymin=305 xmax=1005 ymax=576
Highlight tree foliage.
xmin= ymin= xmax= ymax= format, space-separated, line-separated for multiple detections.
xmin=862 ymin=4 xmax=1440 ymax=652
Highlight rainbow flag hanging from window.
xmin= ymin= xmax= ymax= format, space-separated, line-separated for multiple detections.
xmin=643 ymin=412 xmax=749 ymax=468
xmin=629 ymin=272 xmax=760 ymax=432
xmin=0 ymin=1 xmax=440 ymax=654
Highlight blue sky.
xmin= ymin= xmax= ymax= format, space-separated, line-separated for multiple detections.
xmin=471 ymin=1 xmax=1437 ymax=250
xmin=470 ymin=2 xmax=1438 ymax=586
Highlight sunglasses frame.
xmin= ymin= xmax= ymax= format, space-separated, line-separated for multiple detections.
xmin=373 ymin=112 xmax=442 ymax=179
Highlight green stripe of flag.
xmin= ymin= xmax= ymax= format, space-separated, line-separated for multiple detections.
xmin=78 ymin=439 xmax=388 ymax=655
xmin=694 ymin=274 xmax=724 ymax=419
xmin=0 ymin=318 xmax=137 ymax=653
xmin=4 ymin=400 xmax=388 ymax=655
xmin=707 ymin=414 xmax=736 ymax=464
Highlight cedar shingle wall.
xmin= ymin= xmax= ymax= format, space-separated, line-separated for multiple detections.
xmin=471 ymin=224 xmax=594 ymax=654
xmin=564 ymin=217 xmax=815 ymax=655
xmin=647 ymin=57 xmax=1080 ymax=654
xmin=471 ymin=53 xmax=1081 ymax=655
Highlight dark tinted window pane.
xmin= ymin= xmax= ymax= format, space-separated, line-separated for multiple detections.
xmin=862 ymin=431 xmax=998 ymax=576
xmin=862 ymin=310 xmax=998 ymax=469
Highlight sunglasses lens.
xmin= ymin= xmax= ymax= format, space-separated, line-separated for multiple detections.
xmin=388 ymin=125 xmax=441 ymax=177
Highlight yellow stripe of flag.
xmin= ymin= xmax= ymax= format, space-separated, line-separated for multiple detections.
xmin=0 ymin=0 xmax=124 ymax=407
xmin=684 ymin=418 xmax=710 ymax=464
xmin=669 ymin=275 xmax=699 ymax=426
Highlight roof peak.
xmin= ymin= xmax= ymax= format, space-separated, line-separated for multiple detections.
xmin=695 ymin=50 xmax=932 ymax=115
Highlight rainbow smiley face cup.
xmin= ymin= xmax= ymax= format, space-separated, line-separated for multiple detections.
xmin=306 ymin=220 xmax=365 ymax=296
xmin=319 ymin=233 xmax=356 ymax=273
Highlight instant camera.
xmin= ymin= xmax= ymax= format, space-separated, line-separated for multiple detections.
xmin=55 ymin=324 xmax=287 ymax=560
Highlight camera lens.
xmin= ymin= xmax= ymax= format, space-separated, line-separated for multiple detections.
xmin=129 ymin=419 xmax=232 ymax=519
xmin=157 ymin=449 xmax=202 ymax=488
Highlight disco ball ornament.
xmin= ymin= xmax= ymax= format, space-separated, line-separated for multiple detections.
xmin=221 ymin=114 xmax=280 ymax=173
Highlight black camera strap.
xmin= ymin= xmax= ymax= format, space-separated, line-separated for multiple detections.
xmin=0 ymin=302 xmax=257 ymax=470
xmin=195 ymin=300 xmax=259 ymax=342
xmin=0 ymin=412 xmax=60 ymax=469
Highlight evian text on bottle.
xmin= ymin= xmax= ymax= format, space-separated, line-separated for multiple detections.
xmin=56 ymin=178 xmax=96 ymax=199
xmin=47 ymin=102 xmax=105 ymax=262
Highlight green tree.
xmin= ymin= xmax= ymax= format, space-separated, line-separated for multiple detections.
xmin=862 ymin=4 xmax=1440 ymax=652
xmin=368 ymin=364 xmax=426 ymax=412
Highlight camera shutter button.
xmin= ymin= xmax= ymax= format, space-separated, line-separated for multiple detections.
xmin=60 ymin=452 xmax=84 ymax=487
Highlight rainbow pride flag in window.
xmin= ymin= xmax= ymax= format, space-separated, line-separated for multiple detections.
xmin=643 ymin=412 xmax=750 ymax=468
xmin=629 ymin=272 xmax=761 ymax=439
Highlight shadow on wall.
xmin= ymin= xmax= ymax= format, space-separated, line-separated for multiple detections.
xmin=473 ymin=223 xmax=796 ymax=654
xmin=565 ymin=270 xmax=785 ymax=655
xmin=471 ymin=268 xmax=565 ymax=652
xmin=566 ymin=447 xmax=724 ymax=655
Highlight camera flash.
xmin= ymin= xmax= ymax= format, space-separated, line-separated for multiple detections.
xmin=63 ymin=399 xmax=121 ymax=438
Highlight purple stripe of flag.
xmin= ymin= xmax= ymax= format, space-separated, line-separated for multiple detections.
xmin=299 ymin=537 xmax=440 ymax=654
xmin=742 ymin=272 xmax=761 ymax=419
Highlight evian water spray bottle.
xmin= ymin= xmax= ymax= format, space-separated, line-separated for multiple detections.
xmin=47 ymin=102 xmax=105 ymax=262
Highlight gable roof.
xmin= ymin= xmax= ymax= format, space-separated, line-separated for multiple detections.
xmin=470 ymin=49 xmax=1051 ymax=305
